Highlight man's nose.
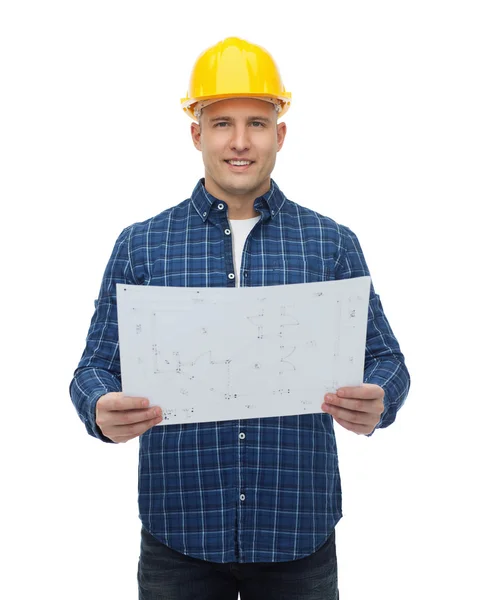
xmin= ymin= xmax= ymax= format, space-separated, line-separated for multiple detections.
xmin=229 ymin=125 xmax=251 ymax=152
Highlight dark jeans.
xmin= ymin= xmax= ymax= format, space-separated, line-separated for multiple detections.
xmin=138 ymin=526 xmax=339 ymax=600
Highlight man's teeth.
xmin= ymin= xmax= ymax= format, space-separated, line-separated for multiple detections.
xmin=227 ymin=160 xmax=251 ymax=166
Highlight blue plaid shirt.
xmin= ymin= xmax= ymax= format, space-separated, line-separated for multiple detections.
xmin=70 ymin=178 xmax=410 ymax=563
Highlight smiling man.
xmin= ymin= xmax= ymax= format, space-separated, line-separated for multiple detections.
xmin=190 ymin=97 xmax=286 ymax=219
xmin=70 ymin=37 xmax=410 ymax=600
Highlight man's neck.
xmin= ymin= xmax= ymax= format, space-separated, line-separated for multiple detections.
xmin=203 ymin=178 xmax=268 ymax=219
xmin=227 ymin=205 xmax=261 ymax=220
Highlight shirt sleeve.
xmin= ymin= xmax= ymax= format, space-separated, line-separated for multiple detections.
xmin=335 ymin=225 xmax=411 ymax=437
xmin=69 ymin=226 xmax=136 ymax=442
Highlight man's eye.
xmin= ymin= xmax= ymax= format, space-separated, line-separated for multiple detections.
xmin=213 ymin=122 xmax=265 ymax=128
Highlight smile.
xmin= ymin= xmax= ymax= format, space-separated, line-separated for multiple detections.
xmin=225 ymin=160 xmax=254 ymax=171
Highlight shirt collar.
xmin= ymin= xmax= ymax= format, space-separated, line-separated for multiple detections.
xmin=191 ymin=178 xmax=286 ymax=223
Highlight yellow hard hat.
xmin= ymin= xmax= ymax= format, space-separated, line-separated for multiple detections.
xmin=181 ymin=37 xmax=292 ymax=121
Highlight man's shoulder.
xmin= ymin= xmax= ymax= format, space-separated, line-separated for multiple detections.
xmin=283 ymin=197 xmax=354 ymax=239
xmin=121 ymin=197 xmax=192 ymax=236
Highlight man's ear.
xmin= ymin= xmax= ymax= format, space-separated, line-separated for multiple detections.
xmin=191 ymin=122 xmax=202 ymax=151
xmin=276 ymin=121 xmax=287 ymax=151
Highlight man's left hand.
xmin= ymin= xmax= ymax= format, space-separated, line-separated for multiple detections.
xmin=322 ymin=384 xmax=385 ymax=435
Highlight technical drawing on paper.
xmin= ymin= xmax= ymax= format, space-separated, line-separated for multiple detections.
xmin=116 ymin=277 xmax=371 ymax=426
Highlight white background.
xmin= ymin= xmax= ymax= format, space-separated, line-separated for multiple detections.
xmin=1 ymin=1 xmax=476 ymax=598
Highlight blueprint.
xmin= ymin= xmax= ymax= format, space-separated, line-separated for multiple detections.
xmin=116 ymin=277 xmax=371 ymax=425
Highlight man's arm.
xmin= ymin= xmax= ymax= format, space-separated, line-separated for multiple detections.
xmin=334 ymin=225 xmax=411 ymax=437
xmin=69 ymin=226 xmax=135 ymax=442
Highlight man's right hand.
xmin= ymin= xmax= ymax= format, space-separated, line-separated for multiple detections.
xmin=96 ymin=392 xmax=163 ymax=443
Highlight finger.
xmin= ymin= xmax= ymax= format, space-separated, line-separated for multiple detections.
xmin=324 ymin=394 xmax=382 ymax=414
xmin=322 ymin=402 xmax=377 ymax=426
xmin=337 ymin=384 xmax=381 ymax=400
xmin=109 ymin=414 xmax=163 ymax=441
xmin=103 ymin=394 xmax=150 ymax=411
xmin=332 ymin=416 xmax=370 ymax=435
xmin=112 ymin=407 xmax=162 ymax=427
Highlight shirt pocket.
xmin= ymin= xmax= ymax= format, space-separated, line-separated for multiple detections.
xmin=280 ymin=256 xmax=336 ymax=284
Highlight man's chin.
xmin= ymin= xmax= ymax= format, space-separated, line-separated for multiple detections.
xmin=223 ymin=175 xmax=265 ymax=196
xmin=205 ymin=171 xmax=269 ymax=199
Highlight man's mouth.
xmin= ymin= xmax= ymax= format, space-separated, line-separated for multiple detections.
xmin=225 ymin=160 xmax=254 ymax=171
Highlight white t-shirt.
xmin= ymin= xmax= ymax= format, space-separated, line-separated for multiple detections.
xmin=228 ymin=216 xmax=261 ymax=286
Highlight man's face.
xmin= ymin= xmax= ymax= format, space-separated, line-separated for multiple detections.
xmin=191 ymin=98 xmax=287 ymax=202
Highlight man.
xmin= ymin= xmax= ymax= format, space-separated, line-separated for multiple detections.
xmin=70 ymin=37 xmax=410 ymax=600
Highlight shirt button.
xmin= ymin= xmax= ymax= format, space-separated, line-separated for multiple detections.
xmin=203 ymin=212 xmax=207 ymax=217
xmin=218 ymin=203 xmax=224 ymax=210
xmin=228 ymin=273 xmax=235 ymax=280
xmin=225 ymin=228 xmax=231 ymax=235
xmin=239 ymin=432 xmax=245 ymax=439
xmin=240 ymin=494 xmax=246 ymax=501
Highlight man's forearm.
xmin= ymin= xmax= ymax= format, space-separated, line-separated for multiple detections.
xmin=363 ymin=356 xmax=411 ymax=435
xmin=70 ymin=367 xmax=122 ymax=442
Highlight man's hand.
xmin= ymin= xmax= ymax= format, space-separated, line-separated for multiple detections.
xmin=96 ymin=392 xmax=163 ymax=443
xmin=322 ymin=384 xmax=384 ymax=435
